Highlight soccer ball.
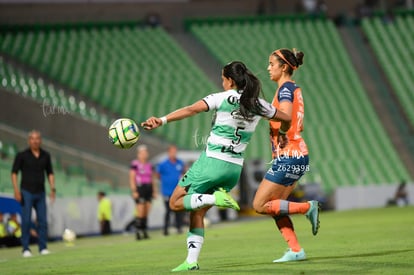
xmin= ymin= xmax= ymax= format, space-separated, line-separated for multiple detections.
xmin=108 ymin=118 xmax=140 ymax=149
xmin=62 ymin=228 xmax=76 ymax=243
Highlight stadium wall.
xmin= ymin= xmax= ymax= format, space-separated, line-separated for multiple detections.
xmin=335 ymin=184 xmax=414 ymax=210
xmin=0 ymin=0 xmax=364 ymax=30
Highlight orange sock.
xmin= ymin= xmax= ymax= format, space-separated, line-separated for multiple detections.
xmin=266 ymin=200 xmax=310 ymax=216
xmin=274 ymin=216 xmax=301 ymax=252
xmin=288 ymin=201 xmax=310 ymax=214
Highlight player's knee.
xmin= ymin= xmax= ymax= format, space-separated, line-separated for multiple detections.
xmin=253 ymin=198 xmax=266 ymax=214
xmin=169 ymin=199 xmax=176 ymax=210
xmin=169 ymin=199 xmax=180 ymax=211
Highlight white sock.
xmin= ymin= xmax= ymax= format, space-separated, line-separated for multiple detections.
xmin=186 ymin=235 xmax=204 ymax=264
xmin=190 ymin=194 xmax=215 ymax=210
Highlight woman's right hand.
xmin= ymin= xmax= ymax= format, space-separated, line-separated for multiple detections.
xmin=132 ymin=191 xmax=139 ymax=200
xmin=141 ymin=117 xmax=162 ymax=130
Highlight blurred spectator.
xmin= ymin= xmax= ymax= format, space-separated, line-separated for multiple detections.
xmin=0 ymin=212 xmax=20 ymax=247
xmin=11 ymin=130 xmax=55 ymax=257
xmin=0 ymin=212 xmax=6 ymax=239
xmin=382 ymin=8 xmax=395 ymax=24
xmin=157 ymin=145 xmax=185 ymax=236
xmin=146 ymin=13 xmax=161 ymax=28
xmin=317 ymin=0 xmax=328 ymax=15
xmin=97 ymin=191 xmax=112 ymax=235
xmin=4 ymin=213 xmax=22 ymax=247
xmin=7 ymin=213 xmax=21 ymax=238
xmin=299 ymin=0 xmax=327 ymax=16
xmin=302 ymin=0 xmax=318 ymax=14
xmin=387 ymin=180 xmax=409 ymax=207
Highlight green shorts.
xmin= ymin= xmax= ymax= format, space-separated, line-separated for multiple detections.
xmin=179 ymin=152 xmax=242 ymax=195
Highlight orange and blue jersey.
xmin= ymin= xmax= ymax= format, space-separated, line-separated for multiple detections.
xmin=269 ymin=81 xmax=308 ymax=158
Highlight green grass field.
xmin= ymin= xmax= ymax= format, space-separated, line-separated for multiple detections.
xmin=1 ymin=206 xmax=413 ymax=274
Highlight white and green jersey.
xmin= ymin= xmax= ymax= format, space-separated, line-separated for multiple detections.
xmin=202 ymin=89 xmax=276 ymax=166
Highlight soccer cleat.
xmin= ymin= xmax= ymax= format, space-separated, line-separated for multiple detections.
xmin=273 ymin=248 xmax=306 ymax=263
xmin=22 ymin=250 xmax=33 ymax=258
xmin=305 ymin=200 xmax=321 ymax=236
xmin=171 ymin=261 xmax=200 ymax=272
xmin=40 ymin=249 xmax=51 ymax=255
xmin=213 ymin=188 xmax=240 ymax=211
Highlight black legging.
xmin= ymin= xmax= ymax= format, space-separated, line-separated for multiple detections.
xmin=164 ymin=196 xmax=184 ymax=234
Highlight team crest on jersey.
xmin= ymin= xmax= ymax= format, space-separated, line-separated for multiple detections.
xmin=227 ymin=95 xmax=240 ymax=105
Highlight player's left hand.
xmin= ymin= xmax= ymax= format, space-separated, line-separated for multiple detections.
xmin=278 ymin=134 xmax=288 ymax=149
xmin=141 ymin=117 xmax=162 ymax=130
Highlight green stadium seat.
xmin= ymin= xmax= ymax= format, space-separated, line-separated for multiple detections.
xmin=362 ymin=15 xmax=414 ymax=125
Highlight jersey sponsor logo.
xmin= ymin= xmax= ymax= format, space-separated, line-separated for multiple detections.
xmin=279 ymin=87 xmax=293 ymax=101
xmin=274 ymin=149 xmax=305 ymax=160
xmin=221 ymin=145 xmax=242 ymax=156
xmin=285 ymin=173 xmax=300 ymax=180
xmin=230 ymin=109 xmax=245 ymax=120
xmin=227 ymin=95 xmax=240 ymax=105
xmin=266 ymin=167 xmax=275 ymax=176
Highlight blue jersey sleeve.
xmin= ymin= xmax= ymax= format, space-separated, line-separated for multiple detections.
xmin=277 ymin=82 xmax=297 ymax=103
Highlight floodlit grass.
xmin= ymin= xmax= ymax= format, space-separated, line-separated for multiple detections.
xmin=1 ymin=206 xmax=413 ymax=274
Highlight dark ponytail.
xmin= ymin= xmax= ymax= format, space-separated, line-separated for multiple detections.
xmin=222 ymin=61 xmax=265 ymax=119
xmin=272 ymin=48 xmax=304 ymax=75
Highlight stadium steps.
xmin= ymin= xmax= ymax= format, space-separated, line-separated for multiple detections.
xmin=361 ymin=15 xmax=414 ymax=126
xmin=171 ymin=31 xmax=222 ymax=87
xmin=188 ymin=17 xmax=412 ymax=191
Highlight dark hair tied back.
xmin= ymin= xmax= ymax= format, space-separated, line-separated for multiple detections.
xmin=274 ymin=48 xmax=304 ymax=75
xmin=222 ymin=61 xmax=265 ymax=119
xmin=292 ymin=48 xmax=304 ymax=66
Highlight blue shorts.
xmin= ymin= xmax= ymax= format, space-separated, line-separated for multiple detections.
xmin=264 ymin=155 xmax=309 ymax=186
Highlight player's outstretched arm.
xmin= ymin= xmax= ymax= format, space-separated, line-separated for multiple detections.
xmin=271 ymin=109 xmax=291 ymax=123
xmin=142 ymin=100 xmax=208 ymax=130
